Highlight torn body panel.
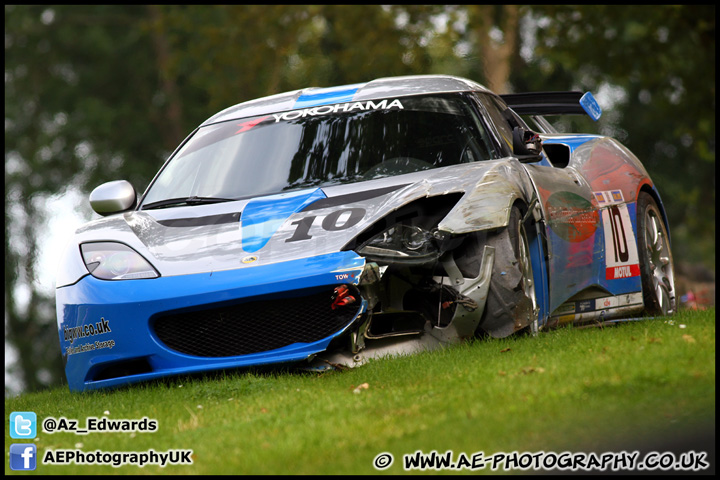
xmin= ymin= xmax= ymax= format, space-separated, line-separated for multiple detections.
xmin=438 ymin=161 xmax=537 ymax=233
xmin=313 ymin=244 xmax=497 ymax=369
xmin=316 ymin=164 xmax=542 ymax=363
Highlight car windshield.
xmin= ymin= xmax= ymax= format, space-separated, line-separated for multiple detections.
xmin=141 ymin=93 xmax=497 ymax=207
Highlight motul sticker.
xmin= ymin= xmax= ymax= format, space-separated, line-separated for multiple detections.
xmin=601 ymin=203 xmax=640 ymax=280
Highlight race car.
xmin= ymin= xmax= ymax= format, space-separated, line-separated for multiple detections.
xmin=55 ymin=75 xmax=676 ymax=392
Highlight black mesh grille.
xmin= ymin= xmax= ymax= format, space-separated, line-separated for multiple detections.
xmin=152 ymin=287 xmax=360 ymax=357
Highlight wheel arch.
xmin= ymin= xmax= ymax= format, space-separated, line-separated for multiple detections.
xmin=512 ymin=197 xmax=550 ymax=328
xmin=638 ymin=183 xmax=672 ymax=246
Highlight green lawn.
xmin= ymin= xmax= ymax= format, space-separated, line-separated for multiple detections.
xmin=5 ymin=308 xmax=715 ymax=475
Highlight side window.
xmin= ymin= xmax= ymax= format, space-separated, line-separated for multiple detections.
xmin=502 ymin=105 xmax=532 ymax=131
xmin=459 ymin=98 xmax=500 ymax=161
xmin=475 ymin=94 xmax=514 ymax=153
xmin=476 ymin=94 xmax=555 ymax=168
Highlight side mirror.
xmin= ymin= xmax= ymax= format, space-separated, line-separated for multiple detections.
xmin=512 ymin=127 xmax=543 ymax=162
xmin=89 ymin=180 xmax=137 ymax=216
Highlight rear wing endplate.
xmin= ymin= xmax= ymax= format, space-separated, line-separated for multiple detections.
xmin=500 ymin=91 xmax=602 ymax=121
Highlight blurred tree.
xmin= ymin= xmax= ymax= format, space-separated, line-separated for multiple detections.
xmin=5 ymin=5 xmax=171 ymax=391
xmin=466 ymin=5 xmax=520 ymax=94
xmin=524 ymin=5 xmax=715 ymax=266
xmin=145 ymin=5 xmax=448 ymax=118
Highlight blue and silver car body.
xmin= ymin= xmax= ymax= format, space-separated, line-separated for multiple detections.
xmin=56 ymin=75 xmax=675 ymax=391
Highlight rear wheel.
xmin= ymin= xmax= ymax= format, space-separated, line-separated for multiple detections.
xmin=478 ymin=205 xmax=538 ymax=337
xmin=637 ymin=192 xmax=676 ymax=315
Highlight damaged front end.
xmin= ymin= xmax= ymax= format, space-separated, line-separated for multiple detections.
xmin=311 ymin=189 xmax=538 ymax=370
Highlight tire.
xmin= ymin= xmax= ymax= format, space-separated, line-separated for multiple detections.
xmin=478 ymin=205 xmax=538 ymax=338
xmin=637 ymin=192 xmax=676 ymax=315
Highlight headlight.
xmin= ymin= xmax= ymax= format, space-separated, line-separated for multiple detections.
xmin=80 ymin=242 xmax=159 ymax=280
xmin=356 ymin=225 xmax=442 ymax=264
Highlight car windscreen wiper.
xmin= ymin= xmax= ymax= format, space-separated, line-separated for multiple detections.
xmin=142 ymin=196 xmax=236 ymax=210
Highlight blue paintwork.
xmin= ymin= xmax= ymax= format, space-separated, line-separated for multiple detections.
xmin=57 ymin=250 xmax=366 ymax=391
xmin=579 ymin=92 xmax=602 ymax=121
xmin=241 ymin=188 xmax=327 ymax=253
xmin=544 ymin=223 xmax=603 ymax=313
xmin=537 ymin=152 xmax=554 ymax=167
xmin=528 ymin=223 xmax=549 ymax=327
xmin=542 ymin=135 xmax=602 ymax=152
xmin=294 ymin=84 xmax=363 ymax=109
xmin=543 ymin=198 xmax=642 ymax=314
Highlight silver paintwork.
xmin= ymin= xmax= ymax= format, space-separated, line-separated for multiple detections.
xmin=72 ymin=159 xmax=535 ymax=279
xmin=201 ymin=75 xmax=493 ymax=126
xmin=89 ymin=180 xmax=136 ymax=216
xmin=438 ymin=161 xmax=536 ymax=234
xmin=430 ymin=245 xmax=496 ymax=342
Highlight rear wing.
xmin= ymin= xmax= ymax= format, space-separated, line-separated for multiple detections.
xmin=500 ymin=91 xmax=602 ymax=121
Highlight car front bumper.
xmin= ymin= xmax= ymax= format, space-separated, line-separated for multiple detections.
xmin=56 ymin=251 xmax=367 ymax=392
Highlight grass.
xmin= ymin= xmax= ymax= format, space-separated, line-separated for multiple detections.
xmin=5 ymin=308 xmax=715 ymax=475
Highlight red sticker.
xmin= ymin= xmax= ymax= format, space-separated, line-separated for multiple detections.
xmin=235 ymin=116 xmax=269 ymax=134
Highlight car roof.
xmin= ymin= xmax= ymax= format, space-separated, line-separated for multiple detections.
xmin=200 ymin=75 xmax=494 ymax=126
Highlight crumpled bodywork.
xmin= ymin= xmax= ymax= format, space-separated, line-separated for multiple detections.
xmin=57 ymin=159 xmax=537 ymax=388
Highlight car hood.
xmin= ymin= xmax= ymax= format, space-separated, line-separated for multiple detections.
xmin=73 ymin=160 xmax=532 ymax=277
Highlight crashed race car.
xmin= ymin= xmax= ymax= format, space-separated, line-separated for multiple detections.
xmin=56 ymin=75 xmax=676 ymax=391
